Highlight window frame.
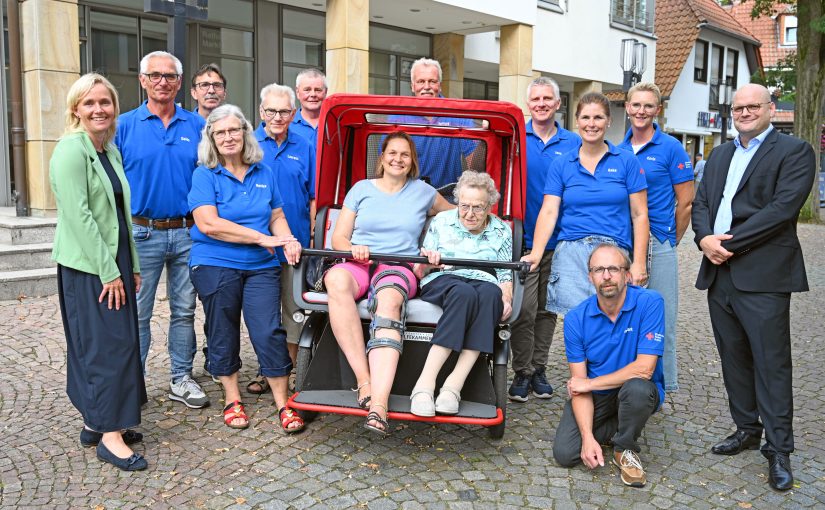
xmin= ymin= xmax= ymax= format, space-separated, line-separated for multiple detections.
xmin=694 ymin=40 xmax=708 ymax=83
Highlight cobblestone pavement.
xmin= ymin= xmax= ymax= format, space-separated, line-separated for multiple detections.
xmin=2 ymin=225 xmax=824 ymax=510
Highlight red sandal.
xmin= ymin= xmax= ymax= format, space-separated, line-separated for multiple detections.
xmin=278 ymin=406 xmax=305 ymax=434
xmin=223 ymin=401 xmax=249 ymax=429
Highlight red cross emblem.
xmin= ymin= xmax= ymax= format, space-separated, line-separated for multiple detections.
xmin=646 ymin=332 xmax=654 ymax=340
xmin=678 ymin=163 xmax=685 ymax=169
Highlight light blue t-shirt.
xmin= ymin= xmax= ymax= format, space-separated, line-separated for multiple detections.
xmin=344 ymin=178 xmax=437 ymax=256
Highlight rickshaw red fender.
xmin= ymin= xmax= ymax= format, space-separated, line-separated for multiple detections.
xmin=288 ymin=94 xmax=527 ymax=438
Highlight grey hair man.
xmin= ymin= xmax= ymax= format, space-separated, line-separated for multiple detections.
xmin=292 ymin=68 xmax=328 ymax=147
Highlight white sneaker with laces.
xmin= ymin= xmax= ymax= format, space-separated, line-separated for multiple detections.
xmin=169 ymin=375 xmax=210 ymax=408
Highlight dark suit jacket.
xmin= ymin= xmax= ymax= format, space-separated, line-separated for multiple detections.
xmin=692 ymin=127 xmax=815 ymax=292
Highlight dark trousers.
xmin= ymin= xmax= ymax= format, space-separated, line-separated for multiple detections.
xmin=420 ymin=275 xmax=503 ymax=354
xmin=708 ymin=265 xmax=794 ymax=454
xmin=510 ymin=249 xmax=557 ymax=375
xmin=190 ymin=265 xmax=292 ymax=378
xmin=553 ymin=378 xmax=658 ymax=467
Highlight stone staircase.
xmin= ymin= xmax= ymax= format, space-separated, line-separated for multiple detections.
xmin=0 ymin=207 xmax=57 ymax=301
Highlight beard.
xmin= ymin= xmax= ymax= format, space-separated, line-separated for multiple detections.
xmin=597 ymin=281 xmax=620 ymax=298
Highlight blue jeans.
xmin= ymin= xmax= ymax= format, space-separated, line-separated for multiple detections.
xmin=647 ymin=237 xmax=678 ymax=391
xmin=546 ymin=236 xmax=616 ymax=316
xmin=132 ymin=224 xmax=197 ymax=380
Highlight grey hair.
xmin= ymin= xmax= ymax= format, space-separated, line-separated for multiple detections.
xmin=526 ymin=76 xmax=560 ymax=102
xmin=139 ymin=51 xmax=182 ymax=75
xmin=295 ymin=68 xmax=328 ymax=90
xmin=198 ymin=104 xmax=263 ymax=169
xmin=453 ymin=171 xmax=500 ymax=208
xmin=410 ymin=57 xmax=442 ymax=83
xmin=587 ymin=243 xmax=632 ymax=269
xmin=259 ymin=83 xmax=296 ymax=110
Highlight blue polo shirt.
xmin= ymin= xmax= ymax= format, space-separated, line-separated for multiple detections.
xmin=564 ymin=285 xmax=665 ymax=408
xmin=254 ymin=124 xmax=316 ymax=261
xmin=544 ymin=141 xmax=647 ymax=250
xmin=188 ymin=161 xmax=284 ymax=270
xmin=524 ymin=120 xmax=582 ymax=250
xmin=386 ymin=114 xmax=477 ymax=189
xmin=290 ymin=109 xmax=318 ymax=148
xmin=619 ymin=124 xmax=693 ymax=246
xmin=116 ymin=101 xmax=205 ymax=218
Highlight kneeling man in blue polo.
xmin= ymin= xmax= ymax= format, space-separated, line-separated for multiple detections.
xmin=552 ymin=243 xmax=664 ymax=488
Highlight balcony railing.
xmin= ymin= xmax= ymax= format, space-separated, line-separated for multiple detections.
xmin=610 ymin=0 xmax=655 ymax=34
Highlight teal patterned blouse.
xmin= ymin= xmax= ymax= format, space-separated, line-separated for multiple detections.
xmin=420 ymin=209 xmax=513 ymax=287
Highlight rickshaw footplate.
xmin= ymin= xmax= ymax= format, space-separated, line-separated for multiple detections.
xmin=289 ymin=391 xmax=503 ymax=426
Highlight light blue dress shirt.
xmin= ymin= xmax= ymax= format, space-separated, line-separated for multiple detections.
xmin=713 ymin=125 xmax=774 ymax=234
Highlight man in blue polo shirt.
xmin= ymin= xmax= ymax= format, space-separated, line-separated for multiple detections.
xmin=618 ymin=82 xmax=694 ymax=394
xmin=251 ymin=83 xmax=315 ymax=392
xmin=552 ymin=243 xmax=664 ymax=488
xmin=509 ymin=76 xmax=581 ymax=403
xmin=291 ymin=68 xmax=327 ymax=148
xmin=115 ymin=51 xmax=209 ymax=409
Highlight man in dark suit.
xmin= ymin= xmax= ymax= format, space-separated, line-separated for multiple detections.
xmin=692 ymin=83 xmax=816 ymax=491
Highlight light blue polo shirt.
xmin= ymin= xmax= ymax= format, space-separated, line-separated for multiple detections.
xmin=188 ymin=161 xmax=284 ymax=270
xmin=619 ymin=124 xmax=693 ymax=246
xmin=290 ymin=109 xmax=318 ymax=148
xmin=544 ymin=141 xmax=647 ymax=250
xmin=564 ymin=285 xmax=665 ymax=408
xmin=524 ymin=120 xmax=582 ymax=250
xmin=116 ymin=101 xmax=205 ymax=218
xmin=254 ymin=123 xmax=316 ymax=262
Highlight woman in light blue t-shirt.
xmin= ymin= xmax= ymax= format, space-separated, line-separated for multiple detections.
xmin=324 ymin=131 xmax=452 ymax=435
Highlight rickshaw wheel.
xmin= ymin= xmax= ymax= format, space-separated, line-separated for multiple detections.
xmin=295 ymin=345 xmax=317 ymax=423
xmin=487 ymin=364 xmax=507 ymax=439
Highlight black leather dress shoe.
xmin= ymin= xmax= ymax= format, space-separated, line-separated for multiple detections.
xmin=763 ymin=451 xmax=794 ymax=490
xmin=711 ymin=430 xmax=761 ymax=455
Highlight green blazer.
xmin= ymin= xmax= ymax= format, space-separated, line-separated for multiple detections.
xmin=50 ymin=131 xmax=140 ymax=284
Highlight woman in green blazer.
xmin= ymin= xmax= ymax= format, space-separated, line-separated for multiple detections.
xmin=50 ymin=73 xmax=148 ymax=471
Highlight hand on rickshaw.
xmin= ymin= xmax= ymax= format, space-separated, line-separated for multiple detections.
xmin=520 ymin=249 xmax=542 ymax=272
xmin=351 ymin=244 xmax=370 ymax=262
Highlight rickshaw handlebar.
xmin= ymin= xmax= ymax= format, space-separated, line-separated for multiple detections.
xmin=300 ymin=248 xmax=531 ymax=281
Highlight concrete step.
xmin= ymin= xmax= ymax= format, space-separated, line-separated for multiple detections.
xmin=0 ymin=243 xmax=55 ymax=271
xmin=0 ymin=214 xmax=57 ymax=246
xmin=0 ymin=267 xmax=57 ymax=301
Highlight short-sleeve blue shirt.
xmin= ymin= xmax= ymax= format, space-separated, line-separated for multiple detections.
xmin=564 ymin=285 xmax=665 ymax=408
xmin=115 ymin=102 xmax=205 ymax=218
xmin=254 ymin=124 xmax=315 ymax=260
xmin=386 ymin=114 xmax=477 ymax=189
xmin=619 ymin=124 xmax=693 ymax=246
xmin=290 ymin=109 xmax=318 ymax=149
xmin=344 ymin=178 xmax=437 ymax=256
xmin=544 ymin=141 xmax=647 ymax=250
xmin=524 ymin=120 xmax=582 ymax=250
xmin=188 ymin=162 xmax=284 ymax=270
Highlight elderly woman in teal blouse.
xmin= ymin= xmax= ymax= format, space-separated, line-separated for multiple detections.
xmin=410 ymin=170 xmax=513 ymax=417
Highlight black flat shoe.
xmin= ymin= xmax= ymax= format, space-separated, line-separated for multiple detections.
xmin=711 ymin=430 xmax=761 ymax=455
xmin=96 ymin=442 xmax=148 ymax=471
xmin=762 ymin=450 xmax=794 ymax=491
xmin=80 ymin=428 xmax=143 ymax=447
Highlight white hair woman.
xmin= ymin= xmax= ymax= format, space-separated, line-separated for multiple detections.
xmin=410 ymin=171 xmax=514 ymax=416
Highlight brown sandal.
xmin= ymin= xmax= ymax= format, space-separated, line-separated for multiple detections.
xmin=278 ymin=407 xmax=305 ymax=434
xmin=223 ymin=401 xmax=249 ymax=429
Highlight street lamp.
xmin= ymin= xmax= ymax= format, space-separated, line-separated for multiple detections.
xmin=718 ymin=81 xmax=733 ymax=142
xmin=620 ymin=38 xmax=648 ymax=129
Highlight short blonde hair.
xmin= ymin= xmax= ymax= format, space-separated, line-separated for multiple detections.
xmin=626 ymin=82 xmax=662 ymax=105
xmin=64 ymin=73 xmax=120 ymax=146
xmin=198 ymin=104 xmax=263 ymax=169
xmin=374 ymin=131 xmax=420 ymax=180
xmin=454 ymin=170 xmax=500 ymax=207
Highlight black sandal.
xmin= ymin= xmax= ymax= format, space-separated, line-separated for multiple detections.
xmin=364 ymin=403 xmax=388 ymax=436
xmin=351 ymin=380 xmax=371 ymax=409
xmin=246 ymin=375 xmax=269 ymax=395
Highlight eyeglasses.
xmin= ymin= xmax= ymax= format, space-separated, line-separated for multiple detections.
xmin=142 ymin=73 xmax=181 ymax=84
xmin=627 ymin=102 xmax=658 ymax=113
xmin=212 ymin=127 xmax=244 ymax=140
xmin=458 ymin=203 xmax=488 ymax=215
xmin=194 ymin=81 xmax=225 ymax=92
xmin=731 ymin=102 xmax=771 ymax=115
xmin=262 ymin=108 xmax=293 ymax=119
xmin=588 ymin=265 xmax=627 ymax=277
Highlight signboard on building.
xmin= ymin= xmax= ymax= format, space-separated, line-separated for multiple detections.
xmin=697 ymin=111 xmax=727 ymax=130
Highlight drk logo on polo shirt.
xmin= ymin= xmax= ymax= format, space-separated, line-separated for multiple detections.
xmin=646 ymin=156 xmax=656 ymax=161
xmin=607 ymin=168 xmax=618 ymax=173
xmin=287 ymin=154 xmax=300 ymax=161
xmin=180 ymin=136 xmax=191 ymax=142
xmin=255 ymin=183 xmax=267 ymax=188
xmin=646 ymin=332 xmax=664 ymax=342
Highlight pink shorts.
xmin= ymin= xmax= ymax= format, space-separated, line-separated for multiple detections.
xmin=332 ymin=261 xmax=418 ymax=300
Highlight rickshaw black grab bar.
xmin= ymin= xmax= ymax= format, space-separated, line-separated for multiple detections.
xmin=300 ymin=248 xmax=531 ymax=282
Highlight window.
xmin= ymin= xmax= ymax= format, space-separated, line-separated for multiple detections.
xmin=726 ymin=48 xmax=738 ymax=88
xmin=538 ymin=0 xmax=562 ymax=10
xmin=281 ymin=7 xmax=325 ymax=92
xmin=610 ymin=0 xmax=655 ymax=33
xmin=782 ymin=15 xmax=797 ymax=45
xmin=708 ymin=44 xmax=724 ymax=110
xmin=463 ymin=79 xmax=499 ymax=101
xmin=368 ymin=24 xmax=430 ymax=96
xmin=694 ymin=40 xmax=708 ymax=82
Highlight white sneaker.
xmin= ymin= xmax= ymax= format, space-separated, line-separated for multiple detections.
xmin=169 ymin=375 xmax=210 ymax=408
xmin=435 ymin=387 xmax=461 ymax=415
